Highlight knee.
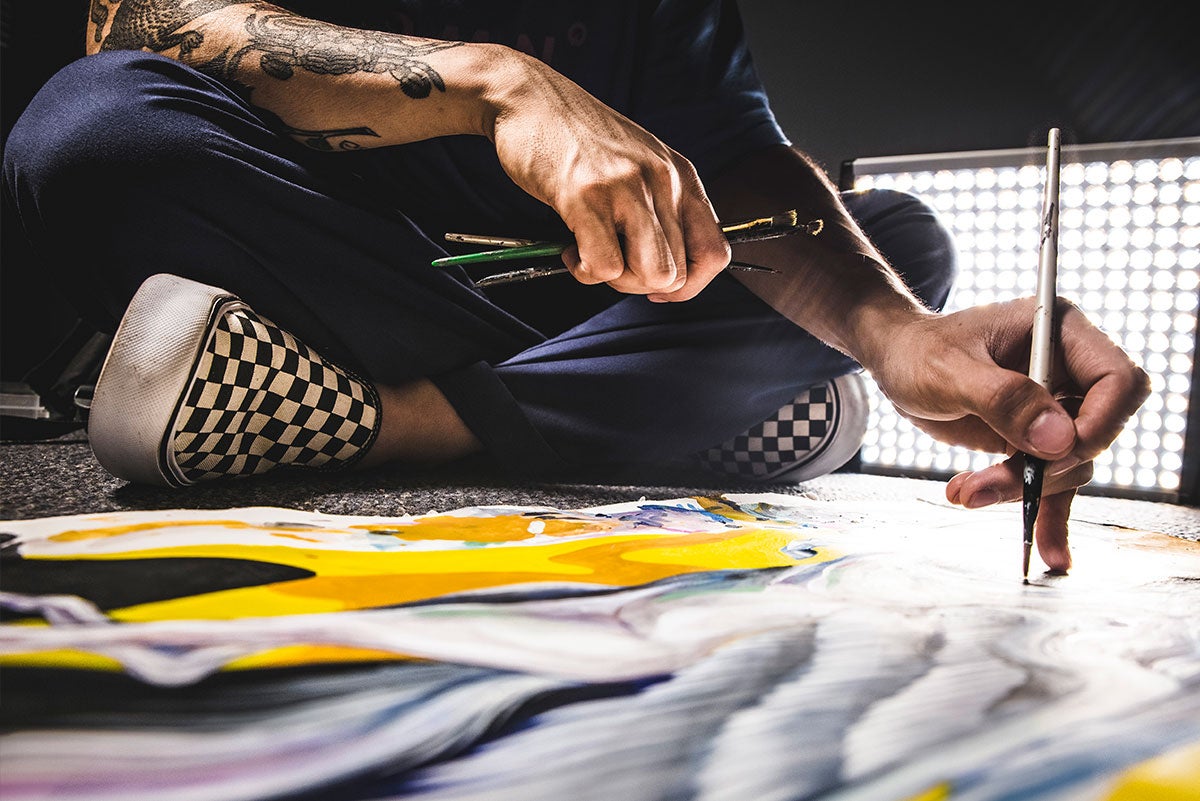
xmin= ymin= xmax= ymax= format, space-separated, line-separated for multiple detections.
xmin=845 ymin=188 xmax=959 ymax=312
xmin=4 ymin=51 xmax=220 ymax=202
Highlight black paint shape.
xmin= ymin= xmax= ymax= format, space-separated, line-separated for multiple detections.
xmin=0 ymin=553 xmax=315 ymax=621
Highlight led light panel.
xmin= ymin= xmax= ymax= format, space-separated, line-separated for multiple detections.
xmin=846 ymin=138 xmax=1200 ymax=500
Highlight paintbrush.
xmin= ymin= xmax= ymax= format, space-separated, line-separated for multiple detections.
xmin=469 ymin=260 xmax=780 ymax=288
xmin=1022 ymin=127 xmax=1063 ymax=582
xmin=431 ymin=210 xmax=823 ymax=286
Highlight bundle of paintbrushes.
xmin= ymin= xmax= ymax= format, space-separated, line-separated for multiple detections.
xmin=432 ymin=210 xmax=822 ymax=287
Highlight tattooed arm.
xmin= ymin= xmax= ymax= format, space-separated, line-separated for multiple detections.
xmin=84 ymin=0 xmax=731 ymax=296
xmin=84 ymin=0 xmax=511 ymax=149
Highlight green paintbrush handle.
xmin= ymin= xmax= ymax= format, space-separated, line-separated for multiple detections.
xmin=431 ymin=241 xmax=567 ymax=267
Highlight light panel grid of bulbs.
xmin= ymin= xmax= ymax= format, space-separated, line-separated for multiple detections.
xmin=847 ymin=138 xmax=1200 ymax=499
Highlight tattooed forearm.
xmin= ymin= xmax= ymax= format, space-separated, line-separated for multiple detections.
xmin=92 ymin=2 xmax=465 ymax=100
xmin=231 ymin=9 xmax=464 ymax=99
xmin=98 ymin=0 xmax=235 ymax=56
xmin=88 ymin=1 xmax=467 ymax=151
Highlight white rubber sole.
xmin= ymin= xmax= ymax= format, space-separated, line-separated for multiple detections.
xmin=766 ymin=372 xmax=870 ymax=484
xmin=88 ymin=273 xmax=244 ymax=487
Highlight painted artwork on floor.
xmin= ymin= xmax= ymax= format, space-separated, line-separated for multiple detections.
xmin=2 ymin=491 xmax=1198 ymax=801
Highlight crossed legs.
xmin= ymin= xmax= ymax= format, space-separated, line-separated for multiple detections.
xmin=5 ymin=51 xmax=957 ymax=484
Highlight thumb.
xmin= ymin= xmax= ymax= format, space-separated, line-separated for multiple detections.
xmin=960 ymin=366 xmax=1076 ymax=460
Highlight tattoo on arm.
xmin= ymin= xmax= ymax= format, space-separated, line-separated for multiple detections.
xmin=89 ymin=0 xmax=110 ymax=43
xmin=95 ymin=1 xmax=463 ymax=99
xmin=98 ymin=0 xmax=232 ymax=56
xmin=92 ymin=2 xmax=461 ymax=149
xmin=232 ymin=9 xmax=464 ymax=99
xmin=285 ymin=125 xmax=381 ymax=151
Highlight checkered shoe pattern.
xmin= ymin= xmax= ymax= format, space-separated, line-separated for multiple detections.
xmin=172 ymin=308 xmax=380 ymax=483
xmin=699 ymin=378 xmax=858 ymax=482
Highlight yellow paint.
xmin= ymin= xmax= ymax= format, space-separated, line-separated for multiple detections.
xmin=0 ymin=645 xmax=416 ymax=673
xmin=352 ymin=514 xmax=613 ymax=542
xmin=1104 ymin=740 xmax=1200 ymax=800
xmin=0 ymin=649 xmax=124 ymax=672
xmin=4 ymin=510 xmax=817 ymax=671
xmin=50 ymin=519 xmax=261 ymax=542
xmin=272 ymin=532 xmax=323 ymax=543
xmin=6 ymin=503 xmax=822 ymax=672
xmin=43 ymin=512 xmax=614 ymax=547
xmin=623 ymin=529 xmax=837 ymax=569
xmin=223 ymin=644 xmax=417 ymax=670
xmin=112 ymin=533 xmax=786 ymax=621
xmin=44 ymin=514 xmax=595 ymax=545
xmin=694 ymin=497 xmax=768 ymax=523
xmin=902 ymin=782 xmax=952 ymax=801
xmin=21 ymin=509 xmax=810 ymax=622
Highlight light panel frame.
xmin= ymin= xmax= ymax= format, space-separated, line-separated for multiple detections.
xmin=841 ymin=137 xmax=1200 ymax=503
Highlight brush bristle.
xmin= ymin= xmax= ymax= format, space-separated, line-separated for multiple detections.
xmin=772 ymin=210 xmax=799 ymax=227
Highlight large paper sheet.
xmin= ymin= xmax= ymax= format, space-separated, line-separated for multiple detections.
xmin=2 ymin=491 xmax=1198 ymax=800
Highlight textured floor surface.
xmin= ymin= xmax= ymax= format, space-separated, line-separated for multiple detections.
xmin=2 ymin=434 xmax=1197 ymax=542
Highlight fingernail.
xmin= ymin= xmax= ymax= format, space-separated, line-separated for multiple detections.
xmin=1049 ymin=455 xmax=1081 ymax=476
xmin=1026 ymin=410 xmax=1074 ymax=454
xmin=945 ymin=472 xmax=971 ymax=504
xmin=965 ymin=488 xmax=1002 ymax=509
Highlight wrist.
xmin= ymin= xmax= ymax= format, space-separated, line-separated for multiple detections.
xmin=835 ymin=256 xmax=936 ymax=369
xmin=434 ymin=42 xmax=521 ymax=139
xmin=844 ymin=280 xmax=934 ymax=372
xmin=473 ymin=46 xmax=542 ymax=141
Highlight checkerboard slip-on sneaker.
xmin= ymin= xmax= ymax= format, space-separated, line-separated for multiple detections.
xmin=88 ymin=273 xmax=380 ymax=487
xmin=699 ymin=372 xmax=869 ymax=483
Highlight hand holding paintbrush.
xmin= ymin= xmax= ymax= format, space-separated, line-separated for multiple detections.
xmin=432 ymin=210 xmax=822 ymax=287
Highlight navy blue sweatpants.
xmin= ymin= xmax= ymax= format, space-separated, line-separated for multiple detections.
xmin=3 ymin=51 xmax=958 ymax=477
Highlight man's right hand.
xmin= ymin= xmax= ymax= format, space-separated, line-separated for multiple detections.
xmin=485 ymin=52 xmax=731 ymax=300
xmin=88 ymin=5 xmax=731 ymax=299
xmin=864 ymin=296 xmax=1151 ymax=571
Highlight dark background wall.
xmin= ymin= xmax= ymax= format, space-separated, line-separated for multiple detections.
xmin=738 ymin=0 xmax=1197 ymax=174
xmin=2 ymin=1 xmax=1197 ymax=381
xmin=2 ymin=2 xmax=91 ymax=383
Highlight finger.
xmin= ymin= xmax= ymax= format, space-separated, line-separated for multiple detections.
xmin=649 ymin=165 xmax=730 ymax=302
xmin=609 ymin=200 xmax=678 ymax=293
xmin=646 ymin=170 xmax=691 ymax=296
xmin=649 ymin=210 xmax=730 ymax=301
xmin=1034 ymin=487 xmax=1076 ymax=574
xmin=956 ymin=365 xmax=1077 ymax=460
xmin=1056 ymin=301 xmax=1152 ymax=461
xmin=946 ymin=471 xmax=971 ymax=505
xmin=955 ymin=456 xmax=1093 ymax=508
xmin=568 ymin=208 xmax=625 ymax=285
xmin=560 ymin=243 xmax=582 ymax=273
xmin=900 ymin=413 xmax=1009 ymax=455
xmin=957 ymin=461 xmax=1010 ymax=509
